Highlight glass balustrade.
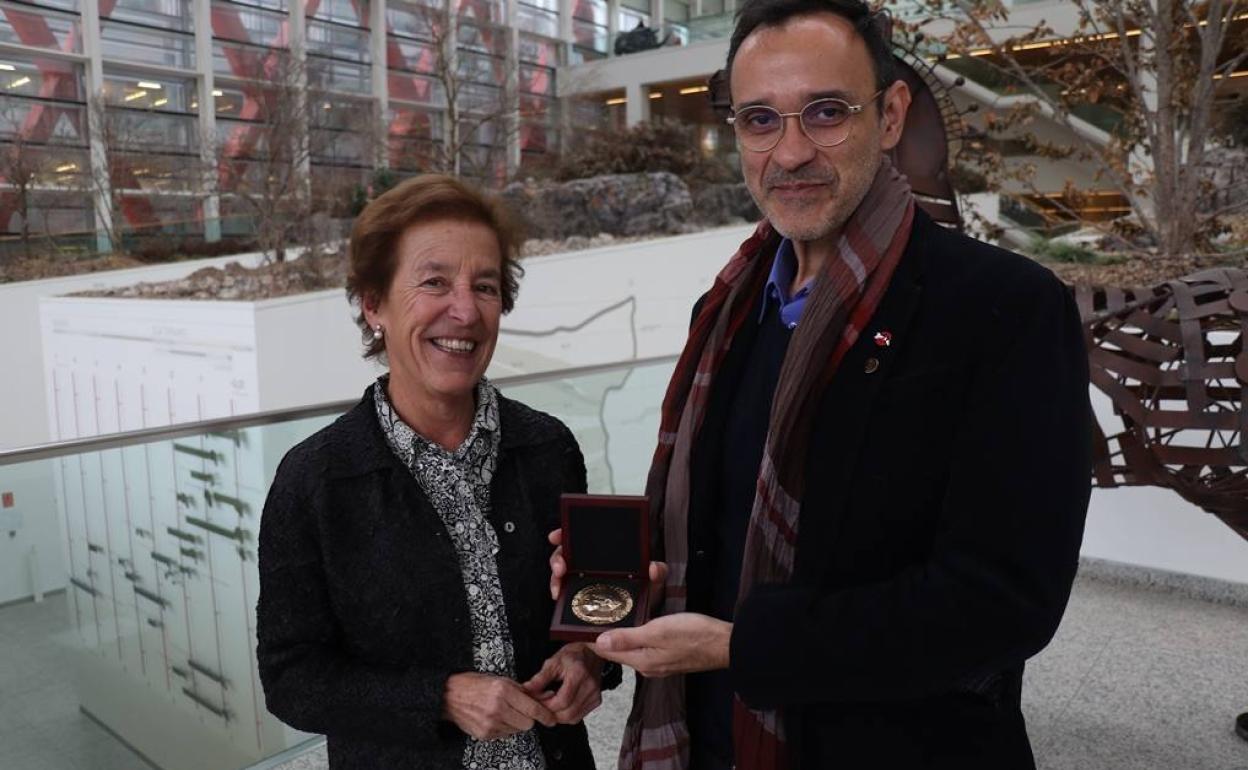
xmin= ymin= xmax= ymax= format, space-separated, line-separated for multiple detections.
xmin=0 ymin=356 xmax=675 ymax=770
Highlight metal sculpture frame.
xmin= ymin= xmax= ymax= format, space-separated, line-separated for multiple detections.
xmin=1077 ymin=268 xmax=1248 ymax=540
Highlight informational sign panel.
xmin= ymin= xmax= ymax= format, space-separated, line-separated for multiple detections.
xmin=39 ymin=298 xmax=300 ymax=769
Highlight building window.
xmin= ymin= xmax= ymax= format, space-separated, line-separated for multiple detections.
xmin=0 ymin=4 xmax=82 ymax=54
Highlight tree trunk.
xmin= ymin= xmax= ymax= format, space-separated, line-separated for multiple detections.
xmin=18 ymin=184 xmax=31 ymax=261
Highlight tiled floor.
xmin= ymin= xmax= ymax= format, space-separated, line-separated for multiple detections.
xmin=1022 ymin=577 xmax=1248 ymax=770
xmin=0 ymin=593 xmax=155 ymax=770
xmin=584 ymin=574 xmax=1248 ymax=770
xmin=4 ymin=573 xmax=1247 ymax=770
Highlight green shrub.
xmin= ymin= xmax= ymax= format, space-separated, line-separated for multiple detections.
xmin=1219 ymin=97 xmax=1248 ymax=148
xmin=131 ymin=236 xmax=258 ymax=263
xmin=1029 ymin=236 xmax=1101 ymax=264
xmin=371 ymin=168 xmax=399 ymax=196
xmin=348 ymin=167 xmax=406 ymax=216
xmin=554 ymin=119 xmax=736 ymax=184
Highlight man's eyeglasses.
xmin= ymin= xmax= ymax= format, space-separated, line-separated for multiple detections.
xmin=726 ymin=92 xmax=883 ymax=153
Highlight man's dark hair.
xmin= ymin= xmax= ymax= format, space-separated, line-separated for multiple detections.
xmin=725 ymin=0 xmax=896 ymax=99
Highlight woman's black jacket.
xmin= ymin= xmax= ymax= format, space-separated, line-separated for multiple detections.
xmin=256 ymin=385 xmax=607 ymax=769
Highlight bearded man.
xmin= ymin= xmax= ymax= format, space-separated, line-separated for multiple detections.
xmin=551 ymin=1 xmax=1093 ymax=766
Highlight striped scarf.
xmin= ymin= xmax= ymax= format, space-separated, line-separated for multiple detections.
xmin=618 ymin=158 xmax=915 ymax=770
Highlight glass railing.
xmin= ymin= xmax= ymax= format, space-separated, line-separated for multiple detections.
xmin=685 ymin=11 xmax=733 ymax=42
xmin=579 ymin=11 xmax=730 ymax=57
xmin=0 ymin=355 xmax=675 ymax=770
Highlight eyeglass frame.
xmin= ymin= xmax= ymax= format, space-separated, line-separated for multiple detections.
xmin=725 ymin=90 xmax=886 ymax=152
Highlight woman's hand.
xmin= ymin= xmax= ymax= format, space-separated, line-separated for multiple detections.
xmin=442 ymin=672 xmax=557 ymax=740
xmin=522 ymin=643 xmax=604 ymax=724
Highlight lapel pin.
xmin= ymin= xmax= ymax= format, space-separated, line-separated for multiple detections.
xmin=873 ymin=330 xmax=893 ymax=347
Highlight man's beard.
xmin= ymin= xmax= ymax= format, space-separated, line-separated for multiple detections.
xmin=748 ymin=157 xmax=881 ymax=242
xmin=759 ymin=176 xmax=846 ymax=242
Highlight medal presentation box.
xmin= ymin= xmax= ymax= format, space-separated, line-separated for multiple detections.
xmin=551 ymin=493 xmax=652 ymax=641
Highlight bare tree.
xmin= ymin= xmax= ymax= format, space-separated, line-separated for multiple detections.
xmin=85 ymin=94 xmax=133 ymax=253
xmin=0 ymin=102 xmax=52 ymax=261
xmin=306 ymin=91 xmax=384 ymax=235
xmin=908 ymin=0 xmax=1248 ymax=257
xmin=214 ymin=51 xmax=313 ymax=263
xmin=85 ymin=94 xmax=195 ymax=254
xmin=403 ymin=0 xmax=520 ymax=182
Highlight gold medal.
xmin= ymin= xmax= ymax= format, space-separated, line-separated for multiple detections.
xmin=571 ymin=583 xmax=633 ymax=625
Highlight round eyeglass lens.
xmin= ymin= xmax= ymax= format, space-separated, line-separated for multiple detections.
xmin=734 ymin=106 xmax=782 ymax=150
xmin=799 ymin=99 xmax=854 ymax=146
xmin=731 ymin=98 xmax=858 ymax=151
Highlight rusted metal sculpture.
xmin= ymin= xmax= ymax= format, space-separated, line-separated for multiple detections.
xmin=887 ymin=51 xmax=967 ymax=228
xmin=1076 ymin=268 xmax=1248 ymax=540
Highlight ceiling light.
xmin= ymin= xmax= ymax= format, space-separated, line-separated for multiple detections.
xmin=951 ymin=26 xmax=1147 ymax=60
xmin=649 ymin=91 xmax=662 ymax=99
xmin=153 ymin=98 xmax=168 ymax=106
xmin=604 ymin=97 xmax=625 ymax=105
xmin=137 ymin=81 xmax=162 ymax=89
xmin=0 ymin=64 xmax=15 ymax=71
xmin=679 ymin=85 xmax=708 ymax=95
xmin=212 ymin=89 xmax=224 ymax=96
xmin=124 ymin=90 xmax=147 ymax=101
xmin=55 ymin=163 xmax=77 ymax=172
xmin=9 ymin=76 xmax=30 ymax=88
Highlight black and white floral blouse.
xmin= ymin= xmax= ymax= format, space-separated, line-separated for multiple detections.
xmin=374 ymin=375 xmax=545 ymax=770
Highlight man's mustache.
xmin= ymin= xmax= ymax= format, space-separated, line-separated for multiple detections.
xmin=764 ymin=172 xmax=837 ymax=189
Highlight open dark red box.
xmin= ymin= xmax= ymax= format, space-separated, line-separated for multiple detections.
xmin=551 ymin=493 xmax=651 ymax=641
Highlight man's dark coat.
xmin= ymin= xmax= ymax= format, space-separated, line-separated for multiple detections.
xmin=256 ymin=391 xmax=605 ymax=769
xmin=692 ymin=210 xmax=1092 ymax=768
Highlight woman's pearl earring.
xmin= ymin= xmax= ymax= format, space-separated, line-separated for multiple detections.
xmin=371 ymin=325 xmax=384 ymax=342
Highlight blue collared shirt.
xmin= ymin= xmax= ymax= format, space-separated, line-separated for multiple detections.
xmin=760 ymin=237 xmax=812 ymax=328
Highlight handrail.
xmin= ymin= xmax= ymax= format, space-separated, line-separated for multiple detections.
xmin=0 ymin=354 xmax=679 ymax=466
xmin=239 ymin=737 xmax=327 ymax=770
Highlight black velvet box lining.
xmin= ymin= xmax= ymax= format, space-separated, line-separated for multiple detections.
xmin=565 ymin=503 xmax=644 ymax=575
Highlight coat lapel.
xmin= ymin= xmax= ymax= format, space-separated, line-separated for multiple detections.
xmin=793 ymin=212 xmax=934 ymax=582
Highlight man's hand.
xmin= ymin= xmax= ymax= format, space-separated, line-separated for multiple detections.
xmin=521 ymin=643 xmax=604 ymax=724
xmin=547 ymin=528 xmax=669 ymax=601
xmin=442 ymin=672 xmax=557 ymax=741
xmin=592 ymin=613 xmax=731 ymax=678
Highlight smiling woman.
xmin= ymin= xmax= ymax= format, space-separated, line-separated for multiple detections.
xmin=256 ymin=174 xmax=613 ymax=770
xmin=345 ymin=176 xmax=527 ymax=447
xmin=362 ymin=218 xmax=506 ymax=447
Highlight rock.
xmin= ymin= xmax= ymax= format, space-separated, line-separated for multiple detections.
xmin=1095 ymin=227 xmax=1158 ymax=254
xmin=502 ymin=172 xmax=693 ymax=240
xmin=1204 ymin=147 xmax=1248 ymax=214
xmin=522 ymin=232 xmax=641 ymax=257
xmin=71 ymin=249 xmax=348 ymax=301
xmin=691 ymin=183 xmax=761 ymax=226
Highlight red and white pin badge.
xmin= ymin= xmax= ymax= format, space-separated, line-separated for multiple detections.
xmin=873 ymin=330 xmax=893 ymax=348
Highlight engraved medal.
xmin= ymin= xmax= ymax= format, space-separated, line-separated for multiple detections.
xmin=570 ymin=583 xmax=633 ymax=625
